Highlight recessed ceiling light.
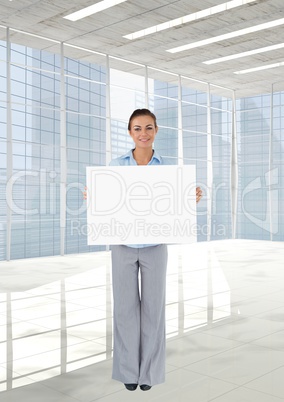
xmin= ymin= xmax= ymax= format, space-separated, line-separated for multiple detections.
xmin=64 ymin=0 xmax=127 ymax=22
xmin=123 ymin=0 xmax=256 ymax=40
xmin=203 ymin=43 xmax=284 ymax=64
xmin=234 ymin=61 xmax=284 ymax=74
xmin=167 ymin=17 xmax=284 ymax=53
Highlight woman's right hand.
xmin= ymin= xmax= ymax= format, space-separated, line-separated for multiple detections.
xmin=83 ymin=186 xmax=87 ymax=200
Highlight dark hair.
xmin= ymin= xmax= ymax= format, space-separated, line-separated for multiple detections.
xmin=128 ymin=108 xmax=157 ymax=130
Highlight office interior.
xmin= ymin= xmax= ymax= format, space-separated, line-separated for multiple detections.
xmin=0 ymin=1 xmax=284 ymax=401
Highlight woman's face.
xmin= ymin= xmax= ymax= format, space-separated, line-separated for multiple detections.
xmin=129 ymin=115 xmax=158 ymax=149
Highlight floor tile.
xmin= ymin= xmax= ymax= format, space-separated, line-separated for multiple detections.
xmin=245 ymin=366 xmax=284 ymax=399
xmin=0 ymin=382 xmax=80 ymax=401
xmin=0 ymin=320 xmax=54 ymax=342
xmin=166 ymin=332 xmax=242 ymax=368
xmin=36 ymin=359 xmax=121 ymax=402
xmin=254 ymin=306 xmax=284 ymax=322
xmin=186 ymin=343 xmax=284 ymax=386
xmin=251 ymin=329 xmax=284 ymax=351
xmin=1 ymin=330 xmax=89 ymax=364
xmin=91 ymin=368 xmax=237 ymax=402
xmin=210 ymin=386 xmax=284 ymax=402
xmin=216 ymin=297 xmax=284 ymax=318
xmin=203 ymin=315 xmax=284 ymax=343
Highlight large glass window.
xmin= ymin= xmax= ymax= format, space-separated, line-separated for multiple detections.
xmin=5 ymin=27 xmax=280 ymax=259
xmin=148 ymin=68 xmax=178 ymax=163
xmin=3 ymin=36 xmax=108 ymax=260
xmin=272 ymin=84 xmax=284 ymax=241
xmin=110 ymin=58 xmax=146 ymax=159
xmin=0 ymin=32 xmax=6 ymax=260
xmin=182 ymin=78 xmax=209 ymax=242
xmin=9 ymin=40 xmax=61 ymax=259
xmin=210 ymin=86 xmax=232 ymax=241
xmin=236 ymin=95 xmax=271 ymax=240
xmin=64 ymin=47 xmax=107 ymax=254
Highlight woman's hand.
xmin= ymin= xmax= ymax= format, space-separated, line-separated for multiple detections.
xmin=83 ymin=186 xmax=87 ymax=200
xmin=196 ymin=187 xmax=202 ymax=203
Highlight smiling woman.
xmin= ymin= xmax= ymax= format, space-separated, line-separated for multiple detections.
xmin=128 ymin=110 xmax=158 ymax=163
xmin=108 ymin=108 xmax=202 ymax=392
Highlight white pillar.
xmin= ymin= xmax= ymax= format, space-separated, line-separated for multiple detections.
xmin=231 ymin=91 xmax=238 ymax=239
xmin=105 ymin=55 xmax=112 ymax=166
xmin=6 ymin=28 xmax=12 ymax=261
xmin=60 ymin=42 xmax=67 ymax=256
xmin=145 ymin=65 xmax=149 ymax=109
xmin=207 ymin=84 xmax=213 ymax=242
xmin=178 ymin=75 xmax=183 ymax=165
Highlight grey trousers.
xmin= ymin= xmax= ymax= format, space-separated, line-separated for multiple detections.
xmin=111 ymin=244 xmax=168 ymax=386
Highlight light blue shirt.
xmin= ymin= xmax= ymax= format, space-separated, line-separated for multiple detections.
xmin=109 ymin=149 xmax=174 ymax=167
xmin=109 ymin=149 xmax=175 ymax=248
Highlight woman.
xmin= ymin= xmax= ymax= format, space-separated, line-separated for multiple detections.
xmin=109 ymin=109 xmax=202 ymax=391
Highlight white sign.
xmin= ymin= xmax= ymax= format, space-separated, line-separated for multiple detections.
xmin=86 ymin=165 xmax=196 ymax=245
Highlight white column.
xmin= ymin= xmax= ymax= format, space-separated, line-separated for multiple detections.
xmin=105 ymin=56 xmax=112 ymax=252
xmin=105 ymin=56 xmax=112 ymax=338
xmin=178 ymin=75 xmax=183 ymax=165
xmin=105 ymin=55 xmax=112 ymax=166
xmin=145 ymin=65 xmax=149 ymax=109
xmin=269 ymin=85 xmax=274 ymax=240
xmin=231 ymin=91 xmax=238 ymax=239
xmin=177 ymin=75 xmax=184 ymax=333
xmin=60 ymin=279 xmax=67 ymax=373
xmin=60 ymin=42 xmax=67 ymax=256
xmin=6 ymin=28 xmax=12 ymax=261
xmin=207 ymin=85 xmax=213 ymax=242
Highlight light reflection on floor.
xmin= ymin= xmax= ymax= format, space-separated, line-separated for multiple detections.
xmin=0 ymin=240 xmax=284 ymax=401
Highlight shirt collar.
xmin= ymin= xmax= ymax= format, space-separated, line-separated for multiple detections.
xmin=121 ymin=149 xmax=162 ymax=164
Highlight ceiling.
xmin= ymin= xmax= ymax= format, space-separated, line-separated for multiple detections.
xmin=1 ymin=0 xmax=284 ymax=97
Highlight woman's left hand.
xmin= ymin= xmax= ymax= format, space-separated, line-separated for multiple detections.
xmin=196 ymin=187 xmax=203 ymax=203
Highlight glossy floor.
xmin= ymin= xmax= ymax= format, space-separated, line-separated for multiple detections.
xmin=0 ymin=239 xmax=284 ymax=401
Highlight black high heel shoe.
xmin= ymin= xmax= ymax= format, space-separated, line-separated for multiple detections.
xmin=124 ymin=383 xmax=138 ymax=391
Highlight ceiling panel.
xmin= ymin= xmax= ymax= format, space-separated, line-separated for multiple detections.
xmin=0 ymin=0 xmax=284 ymax=96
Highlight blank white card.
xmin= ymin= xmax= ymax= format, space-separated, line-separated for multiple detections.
xmin=86 ymin=165 xmax=196 ymax=245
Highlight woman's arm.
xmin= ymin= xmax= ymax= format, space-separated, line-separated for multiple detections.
xmin=196 ymin=186 xmax=202 ymax=203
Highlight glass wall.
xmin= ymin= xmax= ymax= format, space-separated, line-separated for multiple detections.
xmin=236 ymin=94 xmax=271 ymax=240
xmin=182 ymin=79 xmax=208 ymax=242
xmin=272 ymin=84 xmax=284 ymax=241
xmin=0 ymin=26 xmax=248 ymax=262
xmin=1 ymin=27 xmax=282 ymax=260
xmin=210 ymin=86 xmax=232 ymax=241
xmin=9 ymin=39 xmax=62 ymax=259
xmin=109 ymin=58 xmax=146 ymax=159
xmin=64 ymin=47 xmax=107 ymax=254
xmin=1 ymin=31 xmax=109 ymax=260
xmin=0 ymin=30 xmax=6 ymax=260
xmin=148 ymin=68 xmax=179 ymax=163
xmin=236 ymin=87 xmax=284 ymax=241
